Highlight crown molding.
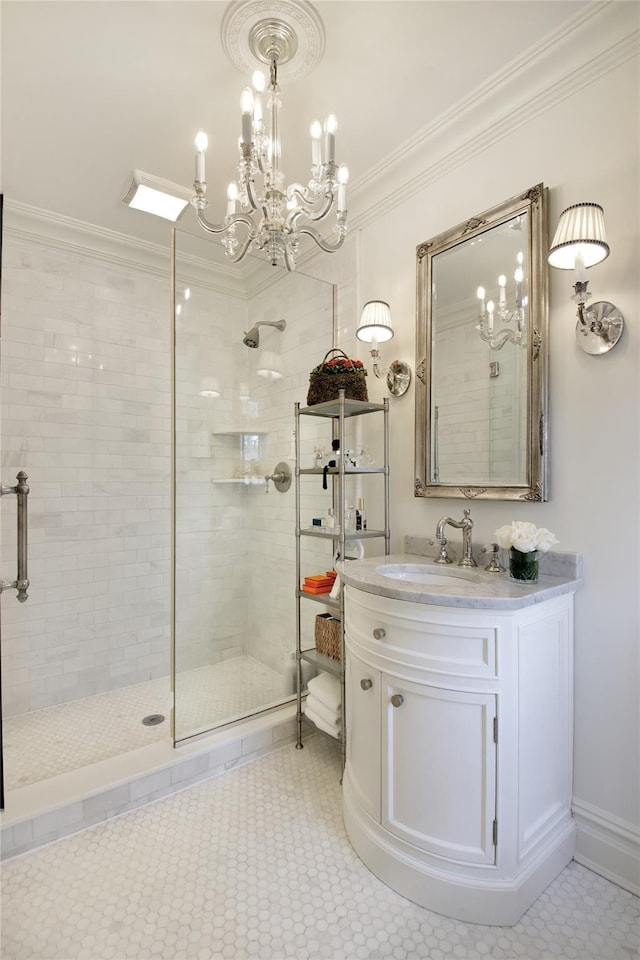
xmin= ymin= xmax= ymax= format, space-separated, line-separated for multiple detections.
xmin=3 ymin=200 xmax=250 ymax=298
xmin=348 ymin=2 xmax=640 ymax=232
xmin=4 ymin=3 xmax=637 ymax=284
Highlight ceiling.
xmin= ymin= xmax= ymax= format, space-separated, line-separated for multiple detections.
xmin=1 ymin=1 xmax=590 ymax=256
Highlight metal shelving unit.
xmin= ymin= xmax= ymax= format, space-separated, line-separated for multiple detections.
xmin=294 ymin=390 xmax=390 ymax=766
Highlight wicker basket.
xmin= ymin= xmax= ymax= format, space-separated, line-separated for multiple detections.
xmin=314 ymin=613 xmax=342 ymax=661
xmin=307 ymin=349 xmax=368 ymax=406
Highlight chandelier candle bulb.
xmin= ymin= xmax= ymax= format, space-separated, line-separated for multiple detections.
xmin=194 ymin=131 xmax=208 ymax=183
xmin=324 ymin=114 xmax=337 ymax=164
xmin=499 ymin=275 xmax=507 ymax=303
xmin=227 ymin=181 xmax=239 ymax=216
xmin=477 ymin=286 xmax=486 ymax=315
xmin=487 ymin=300 xmax=495 ymax=332
xmin=240 ymin=87 xmax=254 ymax=144
xmin=514 ymin=267 xmax=523 ymax=306
xmin=252 ymin=71 xmax=265 ymax=127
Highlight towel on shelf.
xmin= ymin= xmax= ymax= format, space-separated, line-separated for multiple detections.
xmin=305 ymin=693 xmax=340 ymax=728
xmin=304 ymin=702 xmax=341 ymax=740
xmin=307 ymin=671 xmax=342 ymax=713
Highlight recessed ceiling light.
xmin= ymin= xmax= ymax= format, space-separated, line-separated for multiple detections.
xmin=122 ymin=170 xmax=192 ymax=222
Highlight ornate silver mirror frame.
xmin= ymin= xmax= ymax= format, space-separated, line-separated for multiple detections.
xmin=415 ymin=184 xmax=549 ymax=501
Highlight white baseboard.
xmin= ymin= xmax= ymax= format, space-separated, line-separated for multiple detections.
xmin=572 ymin=797 xmax=640 ymax=896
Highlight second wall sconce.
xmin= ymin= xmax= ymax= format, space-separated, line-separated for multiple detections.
xmin=548 ymin=201 xmax=624 ymax=355
xmin=356 ymin=300 xmax=412 ymax=396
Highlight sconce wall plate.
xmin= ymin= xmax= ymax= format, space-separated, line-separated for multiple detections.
xmin=576 ymin=300 xmax=624 ymax=355
xmin=386 ymin=360 xmax=412 ymax=396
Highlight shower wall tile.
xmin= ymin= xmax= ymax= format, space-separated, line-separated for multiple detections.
xmin=1 ymin=238 xmax=172 ymax=715
xmin=2 ymin=228 xmax=352 ymax=728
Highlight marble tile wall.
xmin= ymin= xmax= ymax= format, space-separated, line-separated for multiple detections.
xmin=1 ymin=239 xmax=171 ymax=716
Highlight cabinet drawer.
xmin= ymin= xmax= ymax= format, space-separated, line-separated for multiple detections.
xmin=345 ymin=588 xmax=497 ymax=679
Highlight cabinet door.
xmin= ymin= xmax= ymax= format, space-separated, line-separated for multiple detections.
xmin=345 ymin=648 xmax=381 ymax=820
xmin=382 ymin=676 xmax=496 ymax=865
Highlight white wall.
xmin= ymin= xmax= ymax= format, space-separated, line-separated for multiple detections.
xmin=338 ymin=14 xmax=639 ymax=892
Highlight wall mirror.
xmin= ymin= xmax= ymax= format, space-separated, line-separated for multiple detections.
xmin=415 ymin=184 xmax=548 ymax=501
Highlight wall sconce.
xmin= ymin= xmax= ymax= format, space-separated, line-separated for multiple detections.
xmin=356 ymin=300 xmax=412 ymax=396
xmin=548 ymin=202 xmax=624 ymax=355
xmin=123 ymin=170 xmax=192 ymax=222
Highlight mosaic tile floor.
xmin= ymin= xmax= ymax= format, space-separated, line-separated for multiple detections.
xmin=2 ymin=736 xmax=638 ymax=960
xmin=3 ymin=657 xmax=291 ymax=790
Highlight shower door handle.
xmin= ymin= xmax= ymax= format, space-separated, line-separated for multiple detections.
xmin=0 ymin=471 xmax=30 ymax=602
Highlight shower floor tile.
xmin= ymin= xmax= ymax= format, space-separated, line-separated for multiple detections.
xmin=3 ymin=657 xmax=290 ymax=790
xmin=1 ymin=736 xmax=637 ymax=960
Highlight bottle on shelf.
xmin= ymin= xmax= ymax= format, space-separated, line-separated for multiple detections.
xmin=345 ymin=503 xmax=355 ymax=533
xmin=322 ymin=507 xmax=336 ymax=531
xmin=356 ymin=497 xmax=367 ymax=531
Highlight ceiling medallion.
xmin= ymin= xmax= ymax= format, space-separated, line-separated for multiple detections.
xmin=221 ymin=0 xmax=325 ymax=80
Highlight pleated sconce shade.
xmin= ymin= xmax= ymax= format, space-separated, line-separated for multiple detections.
xmin=356 ymin=300 xmax=394 ymax=343
xmin=548 ymin=202 xmax=610 ymax=269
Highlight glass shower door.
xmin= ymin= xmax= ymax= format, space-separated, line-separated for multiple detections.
xmin=171 ymin=229 xmax=334 ymax=742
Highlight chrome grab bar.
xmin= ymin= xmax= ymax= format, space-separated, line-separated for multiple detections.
xmin=0 ymin=471 xmax=30 ymax=602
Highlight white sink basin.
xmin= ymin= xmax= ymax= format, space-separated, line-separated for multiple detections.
xmin=375 ymin=563 xmax=483 ymax=586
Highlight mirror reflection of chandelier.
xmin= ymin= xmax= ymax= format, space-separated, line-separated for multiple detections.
xmin=191 ymin=11 xmax=348 ymax=271
xmin=476 ymin=252 xmax=528 ymax=350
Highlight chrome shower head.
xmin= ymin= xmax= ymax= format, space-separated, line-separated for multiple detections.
xmin=243 ymin=327 xmax=260 ymax=348
xmin=242 ymin=319 xmax=286 ymax=348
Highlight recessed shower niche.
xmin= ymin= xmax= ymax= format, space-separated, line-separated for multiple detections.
xmin=172 ymin=228 xmax=335 ymax=741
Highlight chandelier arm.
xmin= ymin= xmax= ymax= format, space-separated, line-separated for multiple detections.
xmin=286 ymin=182 xmax=329 ymax=209
xmin=284 ymin=242 xmax=296 ymax=272
xmin=195 ymin=209 xmax=255 ymax=236
xmin=296 ymin=224 xmax=347 ymax=254
xmin=244 ymin=175 xmax=261 ymax=213
xmin=477 ymin=327 xmax=522 ymax=351
xmin=286 ymin=195 xmax=336 ymax=232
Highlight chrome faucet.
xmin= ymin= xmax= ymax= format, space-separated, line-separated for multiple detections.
xmin=433 ymin=509 xmax=477 ymax=568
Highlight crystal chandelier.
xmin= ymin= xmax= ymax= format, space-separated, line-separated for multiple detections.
xmin=475 ymin=252 xmax=528 ymax=351
xmin=190 ymin=18 xmax=348 ymax=271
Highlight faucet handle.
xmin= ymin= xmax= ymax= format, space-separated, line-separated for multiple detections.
xmin=429 ymin=536 xmax=453 ymax=565
xmin=482 ymin=542 xmax=503 ymax=573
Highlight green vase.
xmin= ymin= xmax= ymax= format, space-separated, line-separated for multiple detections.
xmin=509 ymin=547 xmax=539 ymax=583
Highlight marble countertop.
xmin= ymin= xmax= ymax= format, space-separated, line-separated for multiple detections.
xmin=336 ymin=553 xmax=582 ymax=610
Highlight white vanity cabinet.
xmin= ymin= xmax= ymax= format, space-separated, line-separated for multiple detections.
xmin=343 ymin=583 xmax=576 ymax=926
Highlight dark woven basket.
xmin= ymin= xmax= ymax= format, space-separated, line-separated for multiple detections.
xmin=307 ymin=349 xmax=368 ymax=405
xmin=315 ymin=613 xmax=341 ymax=661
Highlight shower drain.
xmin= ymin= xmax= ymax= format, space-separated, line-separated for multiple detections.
xmin=141 ymin=714 xmax=165 ymax=726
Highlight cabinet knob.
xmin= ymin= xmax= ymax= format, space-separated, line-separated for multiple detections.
xmin=360 ymin=678 xmax=373 ymax=691
xmin=373 ymin=627 xmax=386 ymax=640
xmin=390 ymin=693 xmax=404 ymax=708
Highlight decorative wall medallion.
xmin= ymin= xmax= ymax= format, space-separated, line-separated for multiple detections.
xmin=221 ymin=0 xmax=325 ymax=79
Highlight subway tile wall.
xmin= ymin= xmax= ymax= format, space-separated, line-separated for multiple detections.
xmin=1 ymin=221 xmax=356 ymax=728
xmin=174 ymin=257 xmax=336 ymax=718
xmin=1 ymin=238 xmax=172 ymax=716
xmin=433 ymin=320 xmax=526 ymax=483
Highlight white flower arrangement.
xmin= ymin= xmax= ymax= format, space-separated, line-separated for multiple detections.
xmin=494 ymin=521 xmax=559 ymax=554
